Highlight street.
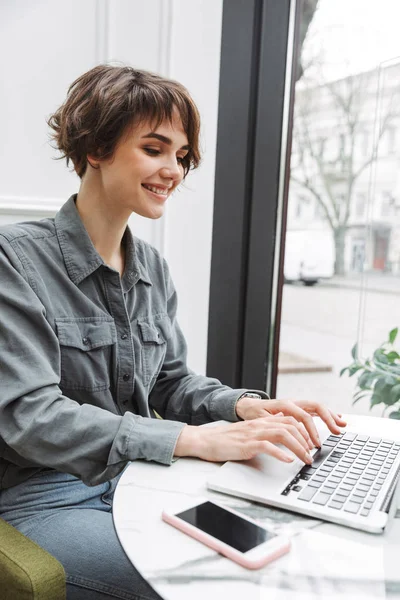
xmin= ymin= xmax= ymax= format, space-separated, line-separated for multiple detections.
xmin=277 ymin=279 xmax=400 ymax=416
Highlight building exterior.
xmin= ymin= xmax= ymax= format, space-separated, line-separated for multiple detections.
xmin=288 ymin=61 xmax=400 ymax=275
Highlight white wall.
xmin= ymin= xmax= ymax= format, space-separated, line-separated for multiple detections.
xmin=0 ymin=0 xmax=223 ymax=374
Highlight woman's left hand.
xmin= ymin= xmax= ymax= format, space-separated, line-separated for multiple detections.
xmin=235 ymin=397 xmax=347 ymax=448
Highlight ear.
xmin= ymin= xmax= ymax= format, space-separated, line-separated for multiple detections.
xmin=87 ymin=155 xmax=100 ymax=170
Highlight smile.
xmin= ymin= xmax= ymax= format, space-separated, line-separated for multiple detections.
xmin=142 ymin=184 xmax=169 ymax=196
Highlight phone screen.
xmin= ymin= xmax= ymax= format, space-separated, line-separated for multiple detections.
xmin=175 ymin=501 xmax=276 ymax=553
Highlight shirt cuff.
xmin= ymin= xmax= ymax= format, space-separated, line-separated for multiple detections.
xmin=209 ymin=388 xmax=270 ymax=423
xmin=113 ymin=413 xmax=186 ymax=465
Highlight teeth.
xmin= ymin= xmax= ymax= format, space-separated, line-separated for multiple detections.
xmin=143 ymin=185 xmax=168 ymax=196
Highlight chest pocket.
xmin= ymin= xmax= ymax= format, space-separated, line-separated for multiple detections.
xmin=138 ymin=315 xmax=172 ymax=386
xmin=55 ymin=317 xmax=117 ymax=391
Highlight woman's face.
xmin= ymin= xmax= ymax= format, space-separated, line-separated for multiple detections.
xmin=90 ymin=111 xmax=189 ymax=219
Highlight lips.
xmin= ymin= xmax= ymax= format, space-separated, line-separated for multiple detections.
xmin=142 ymin=184 xmax=169 ymax=196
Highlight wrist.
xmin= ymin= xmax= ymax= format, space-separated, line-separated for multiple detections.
xmin=235 ymin=392 xmax=262 ymax=420
xmin=173 ymin=425 xmax=204 ymax=458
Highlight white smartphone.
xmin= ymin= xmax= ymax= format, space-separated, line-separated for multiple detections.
xmin=162 ymin=497 xmax=290 ymax=570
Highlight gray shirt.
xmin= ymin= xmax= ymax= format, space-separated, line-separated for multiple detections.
xmin=0 ymin=196 xmax=266 ymax=489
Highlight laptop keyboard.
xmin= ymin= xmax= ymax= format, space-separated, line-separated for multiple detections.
xmin=282 ymin=432 xmax=400 ymax=516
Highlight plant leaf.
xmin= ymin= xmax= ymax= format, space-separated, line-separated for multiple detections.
xmin=370 ymin=393 xmax=384 ymax=407
xmin=351 ymin=343 xmax=358 ymax=360
xmin=373 ymin=349 xmax=390 ymax=365
xmin=390 ymin=383 xmax=400 ymax=405
xmin=339 ymin=367 xmax=348 ymax=377
xmin=389 ymin=328 xmax=398 ymax=345
xmin=389 ymin=410 xmax=400 ymax=419
xmin=358 ymin=371 xmax=376 ymax=390
xmin=386 ymin=351 xmax=400 ymax=363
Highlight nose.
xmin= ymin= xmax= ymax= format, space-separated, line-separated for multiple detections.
xmin=159 ymin=157 xmax=182 ymax=183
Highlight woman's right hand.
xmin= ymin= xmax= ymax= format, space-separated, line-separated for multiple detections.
xmin=174 ymin=416 xmax=315 ymax=465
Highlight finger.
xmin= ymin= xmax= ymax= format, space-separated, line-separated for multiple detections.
xmin=246 ymin=440 xmax=294 ymax=463
xmin=306 ymin=403 xmax=342 ymax=435
xmin=270 ymin=416 xmax=313 ymax=451
xmin=329 ymin=409 xmax=347 ymax=426
xmin=299 ymin=421 xmax=315 ymax=449
xmin=280 ymin=404 xmax=321 ymax=448
xmin=295 ymin=400 xmax=346 ymax=434
xmin=269 ymin=427 xmax=313 ymax=464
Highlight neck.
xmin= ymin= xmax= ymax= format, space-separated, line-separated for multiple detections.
xmin=76 ymin=180 xmax=130 ymax=276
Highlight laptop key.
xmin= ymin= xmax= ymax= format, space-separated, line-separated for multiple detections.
xmin=310 ymin=446 xmax=335 ymax=469
xmin=330 ymin=475 xmax=342 ymax=484
xmin=313 ymin=475 xmax=328 ymax=483
xmin=353 ymin=489 xmax=367 ymax=498
xmin=298 ymin=486 xmax=318 ymax=501
xmin=344 ymin=501 xmax=360 ymax=514
xmin=300 ymin=466 xmax=318 ymax=476
xmin=307 ymin=480 xmax=322 ymax=488
xmin=343 ymin=433 xmax=357 ymax=441
xmin=321 ymin=487 xmax=334 ymax=495
xmin=360 ymin=508 xmax=371 ymax=516
xmin=313 ymin=492 xmax=331 ymax=506
xmin=336 ymin=489 xmax=350 ymax=498
xmin=335 ymin=467 xmax=349 ymax=475
xmin=358 ymin=484 xmax=370 ymax=492
xmin=329 ymin=500 xmax=344 ymax=510
xmin=340 ymin=483 xmax=353 ymax=492
xmin=349 ymin=495 xmax=363 ymax=504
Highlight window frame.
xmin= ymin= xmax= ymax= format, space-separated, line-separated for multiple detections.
xmin=207 ymin=0 xmax=300 ymax=395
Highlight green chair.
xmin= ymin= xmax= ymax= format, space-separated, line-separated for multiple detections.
xmin=0 ymin=517 xmax=66 ymax=599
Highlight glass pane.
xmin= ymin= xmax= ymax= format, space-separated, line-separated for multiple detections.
xmin=277 ymin=1 xmax=400 ymax=419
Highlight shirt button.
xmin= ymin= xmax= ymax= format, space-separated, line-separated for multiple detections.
xmin=122 ymin=374 xmax=130 ymax=382
xmin=121 ymin=333 xmax=128 ymax=340
xmin=82 ymin=337 xmax=90 ymax=345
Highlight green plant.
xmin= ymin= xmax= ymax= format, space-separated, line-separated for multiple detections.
xmin=341 ymin=328 xmax=400 ymax=418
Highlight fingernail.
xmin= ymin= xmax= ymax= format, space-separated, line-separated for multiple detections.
xmin=308 ymin=439 xmax=314 ymax=449
xmin=317 ymin=435 xmax=321 ymax=446
xmin=306 ymin=452 xmax=313 ymax=464
xmin=284 ymin=455 xmax=294 ymax=462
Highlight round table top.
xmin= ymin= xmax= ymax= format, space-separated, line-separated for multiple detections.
xmin=113 ymin=449 xmax=400 ymax=600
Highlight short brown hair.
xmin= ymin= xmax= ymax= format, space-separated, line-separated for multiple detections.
xmin=47 ymin=64 xmax=201 ymax=178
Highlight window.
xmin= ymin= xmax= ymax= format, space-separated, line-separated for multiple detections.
xmin=277 ymin=2 xmax=400 ymax=421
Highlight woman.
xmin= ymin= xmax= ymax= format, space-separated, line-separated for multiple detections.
xmin=0 ymin=65 xmax=346 ymax=599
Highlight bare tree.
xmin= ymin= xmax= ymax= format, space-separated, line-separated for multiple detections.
xmin=290 ymin=66 xmax=400 ymax=275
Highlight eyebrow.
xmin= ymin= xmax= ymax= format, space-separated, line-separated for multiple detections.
xmin=141 ymin=132 xmax=190 ymax=151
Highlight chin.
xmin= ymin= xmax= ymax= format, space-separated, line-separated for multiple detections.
xmin=138 ymin=207 xmax=165 ymax=220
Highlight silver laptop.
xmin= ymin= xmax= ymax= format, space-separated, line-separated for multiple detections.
xmin=207 ymin=414 xmax=400 ymax=534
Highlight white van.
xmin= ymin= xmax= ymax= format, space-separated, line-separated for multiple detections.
xmin=283 ymin=229 xmax=335 ymax=285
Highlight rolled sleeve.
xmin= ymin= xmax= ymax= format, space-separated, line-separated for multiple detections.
xmin=210 ymin=388 xmax=270 ymax=422
xmin=113 ymin=415 xmax=185 ymax=465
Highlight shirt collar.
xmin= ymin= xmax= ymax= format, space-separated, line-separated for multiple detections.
xmin=55 ymin=195 xmax=152 ymax=287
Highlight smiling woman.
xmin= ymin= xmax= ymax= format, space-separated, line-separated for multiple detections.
xmin=0 ymin=63 xmax=344 ymax=600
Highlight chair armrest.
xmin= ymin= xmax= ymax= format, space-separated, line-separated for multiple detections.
xmin=0 ymin=517 xmax=66 ymax=599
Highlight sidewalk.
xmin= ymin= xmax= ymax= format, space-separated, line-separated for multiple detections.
xmin=319 ymin=273 xmax=400 ymax=295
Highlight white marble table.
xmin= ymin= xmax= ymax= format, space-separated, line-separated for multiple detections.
xmin=113 ymin=430 xmax=400 ymax=600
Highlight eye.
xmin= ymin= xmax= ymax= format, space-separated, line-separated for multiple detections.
xmin=144 ymin=147 xmax=161 ymax=156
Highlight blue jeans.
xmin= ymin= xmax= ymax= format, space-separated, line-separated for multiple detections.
xmin=0 ymin=469 xmax=162 ymax=600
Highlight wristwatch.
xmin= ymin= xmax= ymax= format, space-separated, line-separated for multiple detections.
xmin=239 ymin=392 xmax=262 ymax=400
